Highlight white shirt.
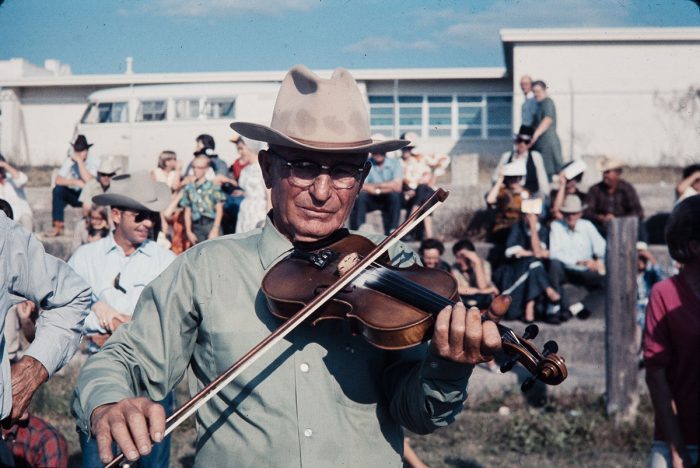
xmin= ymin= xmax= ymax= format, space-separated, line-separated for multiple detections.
xmin=58 ymin=155 xmax=100 ymax=191
xmin=0 ymin=171 xmax=33 ymax=222
xmin=68 ymin=234 xmax=175 ymax=333
xmin=550 ymin=218 xmax=606 ymax=270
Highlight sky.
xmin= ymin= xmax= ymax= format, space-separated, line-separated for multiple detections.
xmin=0 ymin=0 xmax=698 ymax=74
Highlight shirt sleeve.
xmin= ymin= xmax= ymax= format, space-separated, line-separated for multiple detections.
xmin=391 ymin=159 xmax=403 ymax=182
xmin=72 ymin=253 xmax=200 ymax=433
xmin=530 ymin=151 xmax=550 ymax=195
xmin=549 ymin=222 xmax=565 ymax=263
xmin=9 ymin=223 xmax=90 ymax=376
xmin=542 ymin=98 xmax=556 ymax=119
xmin=589 ymin=223 xmax=607 ymax=259
xmin=57 ymin=159 xmax=74 ymax=179
xmin=179 ymin=186 xmax=192 ymax=208
xmin=9 ymin=171 xmax=28 ymax=188
xmin=383 ymin=345 xmax=473 ymax=435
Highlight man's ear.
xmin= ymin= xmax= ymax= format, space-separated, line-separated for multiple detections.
xmin=110 ymin=207 xmax=121 ymax=226
xmin=259 ymin=150 xmax=274 ymax=189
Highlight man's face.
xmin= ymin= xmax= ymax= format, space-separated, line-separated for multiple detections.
xmin=74 ymin=149 xmax=88 ymax=161
xmin=514 ymin=138 xmax=528 ymax=152
xmin=532 ymin=85 xmax=546 ymax=102
xmin=693 ymin=173 xmax=700 ymax=192
xmin=603 ymin=169 xmax=621 ymax=186
xmin=192 ymin=159 xmax=210 ymax=179
xmin=371 ymin=153 xmax=386 ymax=165
xmin=421 ymin=248 xmax=442 ymax=269
xmin=563 ymin=211 xmax=582 ymax=230
xmin=260 ymin=147 xmax=367 ymax=242
xmin=112 ymin=207 xmax=157 ymax=245
xmin=520 ymin=77 xmax=532 ymax=94
xmin=97 ymin=173 xmax=113 ymax=189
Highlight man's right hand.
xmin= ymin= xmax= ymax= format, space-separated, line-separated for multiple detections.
xmin=91 ymin=398 xmax=166 ymax=464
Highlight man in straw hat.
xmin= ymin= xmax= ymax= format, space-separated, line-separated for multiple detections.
xmin=583 ymin=155 xmax=644 ymax=238
xmin=73 ymin=65 xmax=504 ymax=467
xmin=68 ymin=172 xmax=175 ymax=467
xmin=548 ymin=194 xmax=607 ymax=322
xmin=50 ymin=134 xmax=99 ymax=236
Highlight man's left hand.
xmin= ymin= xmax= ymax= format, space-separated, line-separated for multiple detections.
xmin=430 ymin=301 xmax=505 ymax=365
xmin=7 ymin=356 xmax=48 ymax=424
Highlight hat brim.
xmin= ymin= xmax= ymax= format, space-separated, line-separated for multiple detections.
xmin=231 ymin=121 xmax=408 ymax=154
xmin=93 ymin=183 xmax=171 ymax=213
xmin=559 ymin=205 xmax=585 ymax=214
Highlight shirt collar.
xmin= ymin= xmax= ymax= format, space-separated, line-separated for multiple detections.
xmin=103 ymin=233 xmax=153 ymax=257
xmin=257 ymin=213 xmax=294 ymax=270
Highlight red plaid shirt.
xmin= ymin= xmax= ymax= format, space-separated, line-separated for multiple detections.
xmin=3 ymin=415 xmax=68 ymax=468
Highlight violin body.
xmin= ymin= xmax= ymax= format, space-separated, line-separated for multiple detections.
xmin=262 ymin=234 xmax=460 ymax=350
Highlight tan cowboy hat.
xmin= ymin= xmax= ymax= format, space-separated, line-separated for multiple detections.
xmin=596 ymin=155 xmax=623 ymax=172
xmin=93 ymin=171 xmax=170 ymax=212
xmin=97 ymin=156 xmax=121 ymax=175
xmin=559 ymin=195 xmax=585 ymax=214
xmin=231 ymin=65 xmax=408 ymax=154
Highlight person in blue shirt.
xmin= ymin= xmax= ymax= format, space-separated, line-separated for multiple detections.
xmin=349 ymin=142 xmax=403 ymax=235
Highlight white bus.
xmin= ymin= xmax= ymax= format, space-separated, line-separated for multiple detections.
xmin=75 ymin=82 xmax=280 ymax=172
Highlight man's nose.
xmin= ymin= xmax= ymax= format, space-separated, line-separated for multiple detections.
xmin=309 ymin=173 xmax=333 ymax=201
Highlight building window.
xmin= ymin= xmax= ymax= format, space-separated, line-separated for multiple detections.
xmin=369 ymin=95 xmax=394 ymax=138
xmin=428 ymin=96 xmax=452 ymax=137
xmin=486 ymin=95 xmax=513 ymax=137
xmin=368 ymin=93 xmax=512 ymax=140
xmin=136 ymin=100 xmax=167 ymax=122
xmin=398 ymin=95 xmax=422 ymax=137
xmin=202 ymin=98 xmax=236 ymax=119
xmin=175 ymin=99 xmax=200 ymax=120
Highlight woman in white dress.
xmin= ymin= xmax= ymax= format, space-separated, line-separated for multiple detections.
xmin=235 ymin=149 xmax=269 ymax=233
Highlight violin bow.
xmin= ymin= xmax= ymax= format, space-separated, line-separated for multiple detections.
xmin=106 ymin=189 xmax=450 ymax=467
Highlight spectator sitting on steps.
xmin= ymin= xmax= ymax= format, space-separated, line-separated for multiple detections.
xmin=49 ymin=134 xmax=99 ymax=237
xmin=675 ymin=163 xmax=700 ymax=205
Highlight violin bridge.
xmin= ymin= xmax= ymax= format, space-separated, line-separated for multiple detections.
xmin=337 ymin=253 xmax=361 ymax=277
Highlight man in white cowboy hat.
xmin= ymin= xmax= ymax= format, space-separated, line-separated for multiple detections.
xmin=68 ymin=172 xmax=175 ymax=468
xmin=73 ymin=65 xmax=504 ymax=467
xmin=78 ymin=156 xmax=122 ymax=214
xmin=548 ymin=194 xmax=607 ymax=322
xmin=50 ymin=134 xmax=100 ymax=236
xmin=584 ymin=155 xmax=644 ymax=237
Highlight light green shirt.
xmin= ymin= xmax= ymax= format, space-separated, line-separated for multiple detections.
xmin=73 ymin=216 xmax=473 ymax=467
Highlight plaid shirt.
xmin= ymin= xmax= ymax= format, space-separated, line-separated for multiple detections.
xmin=584 ymin=179 xmax=644 ymax=223
xmin=3 ymin=415 xmax=68 ymax=468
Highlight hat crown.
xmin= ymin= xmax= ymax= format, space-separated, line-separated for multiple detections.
xmin=560 ymin=194 xmax=584 ymax=213
xmin=72 ymin=134 xmax=92 ymax=151
xmin=92 ymin=171 xmax=170 ymax=212
xmin=269 ymin=65 xmax=371 ymax=147
xmin=503 ymin=159 xmax=527 ymax=177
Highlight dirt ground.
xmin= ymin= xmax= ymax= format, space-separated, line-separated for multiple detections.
xmin=31 ymin=355 xmax=651 ymax=468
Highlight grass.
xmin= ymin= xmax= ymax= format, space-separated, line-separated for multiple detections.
xmin=30 ymin=354 xmax=653 ymax=468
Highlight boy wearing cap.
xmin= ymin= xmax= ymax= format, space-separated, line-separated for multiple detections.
xmin=50 ymin=135 xmax=100 ymax=236
xmin=180 ymin=155 xmax=226 ymax=243
xmin=74 ymin=65 xmax=504 ymax=467
xmin=79 ymin=156 xmax=121 ymax=214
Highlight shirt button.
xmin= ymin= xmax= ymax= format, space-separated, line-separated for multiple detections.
xmin=299 ymin=363 xmax=310 ymax=373
xmin=304 ymin=428 xmax=313 ymax=438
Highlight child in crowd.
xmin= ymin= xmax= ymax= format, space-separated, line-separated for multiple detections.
xmin=180 ymin=155 xmax=226 ymax=244
xmin=643 ymin=195 xmax=700 ymax=468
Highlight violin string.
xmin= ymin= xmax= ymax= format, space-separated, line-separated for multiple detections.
xmin=358 ymin=263 xmax=521 ymax=346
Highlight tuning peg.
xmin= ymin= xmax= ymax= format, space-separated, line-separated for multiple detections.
xmin=543 ymin=340 xmax=558 ymax=355
xmin=523 ymin=324 xmax=539 ymax=340
xmin=500 ymin=358 xmax=518 ymax=373
xmin=521 ymin=376 xmax=536 ymax=392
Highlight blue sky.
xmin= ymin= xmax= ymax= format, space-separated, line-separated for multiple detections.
xmin=1 ymin=0 xmax=698 ymax=74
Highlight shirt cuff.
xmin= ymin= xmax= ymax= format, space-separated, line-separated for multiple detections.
xmin=420 ymin=348 xmax=474 ymax=381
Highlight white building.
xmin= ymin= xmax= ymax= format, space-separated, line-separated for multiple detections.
xmin=1 ymin=27 xmax=698 ymax=171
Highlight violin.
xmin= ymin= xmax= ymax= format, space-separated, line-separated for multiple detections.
xmin=105 ymin=187 xmax=567 ymax=468
xmin=262 ymin=231 xmax=567 ymax=390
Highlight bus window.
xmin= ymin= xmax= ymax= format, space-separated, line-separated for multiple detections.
xmin=136 ymin=100 xmax=167 ymax=122
xmin=175 ymin=99 xmax=200 ymax=120
xmin=81 ymin=102 xmax=128 ymax=124
xmin=202 ymin=98 xmax=235 ymax=119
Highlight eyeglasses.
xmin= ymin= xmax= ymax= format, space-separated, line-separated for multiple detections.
xmin=116 ymin=207 xmax=158 ymax=223
xmin=271 ymin=151 xmax=367 ymax=190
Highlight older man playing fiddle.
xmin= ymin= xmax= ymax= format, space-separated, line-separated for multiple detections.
xmin=73 ymin=65 xmax=504 ymax=467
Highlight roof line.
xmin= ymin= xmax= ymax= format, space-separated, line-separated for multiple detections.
xmin=500 ymin=27 xmax=700 ymax=43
